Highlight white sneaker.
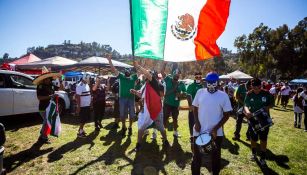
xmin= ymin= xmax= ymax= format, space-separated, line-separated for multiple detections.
xmin=173 ymin=131 xmax=181 ymax=137
xmin=143 ymin=129 xmax=149 ymax=136
xmin=151 ymin=130 xmax=157 ymax=140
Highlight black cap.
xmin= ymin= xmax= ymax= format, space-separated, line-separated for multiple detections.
xmin=251 ymin=78 xmax=261 ymax=86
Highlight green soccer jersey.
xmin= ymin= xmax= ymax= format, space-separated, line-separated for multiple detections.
xmin=186 ymin=82 xmax=203 ymax=100
xmin=236 ymin=84 xmax=248 ymax=107
xmin=244 ymin=90 xmax=273 ymax=113
xmin=163 ymin=75 xmax=186 ymax=107
xmin=118 ymin=73 xmax=137 ymax=99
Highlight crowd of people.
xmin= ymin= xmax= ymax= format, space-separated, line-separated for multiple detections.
xmin=33 ymin=57 xmax=307 ymax=175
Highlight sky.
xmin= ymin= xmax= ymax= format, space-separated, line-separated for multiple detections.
xmin=0 ymin=0 xmax=306 ymax=58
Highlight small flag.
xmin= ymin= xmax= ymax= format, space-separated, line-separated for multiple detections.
xmin=45 ymin=98 xmax=61 ymax=137
xmin=130 ymin=0 xmax=231 ymax=62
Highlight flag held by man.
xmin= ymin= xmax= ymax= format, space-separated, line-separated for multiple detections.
xmin=130 ymin=0 xmax=231 ymax=62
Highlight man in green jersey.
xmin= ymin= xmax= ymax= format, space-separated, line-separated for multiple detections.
xmin=161 ymin=65 xmax=186 ymax=137
xmin=233 ymin=80 xmax=251 ymax=141
xmin=107 ymin=56 xmax=137 ymax=136
xmin=244 ymin=78 xmax=273 ymax=167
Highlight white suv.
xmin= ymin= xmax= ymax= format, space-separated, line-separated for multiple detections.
xmin=0 ymin=70 xmax=70 ymax=116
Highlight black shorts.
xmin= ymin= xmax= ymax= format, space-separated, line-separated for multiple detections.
xmin=80 ymin=106 xmax=91 ymax=123
xmin=163 ymin=103 xmax=179 ymax=124
xmin=248 ymin=125 xmax=269 ymax=141
xmin=93 ymin=101 xmax=105 ymax=117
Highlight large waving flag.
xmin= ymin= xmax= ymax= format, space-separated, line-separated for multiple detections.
xmin=130 ymin=0 xmax=231 ymax=62
xmin=138 ymin=83 xmax=162 ymax=130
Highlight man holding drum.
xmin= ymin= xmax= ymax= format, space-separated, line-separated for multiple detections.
xmin=192 ymin=72 xmax=232 ymax=175
xmin=244 ymin=78 xmax=274 ymax=167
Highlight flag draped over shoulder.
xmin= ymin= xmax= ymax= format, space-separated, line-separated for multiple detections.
xmin=130 ymin=0 xmax=231 ymax=62
xmin=44 ymin=98 xmax=61 ymax=137
xmin=138 ymin=83 xmax=162 ymax=130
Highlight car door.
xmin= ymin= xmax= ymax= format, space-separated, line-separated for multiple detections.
xmin=9 ymin=74 xmax=39 ymax=115
xmin=0 ymin=74 xmax=14 ymax=116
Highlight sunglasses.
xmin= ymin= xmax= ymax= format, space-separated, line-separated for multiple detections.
xmin=207 ymin=81 xmax=218 ymax=88
xmin=195 ymin=76 xmax=202 ymax=79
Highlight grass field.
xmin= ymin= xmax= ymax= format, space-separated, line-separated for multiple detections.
xmin=2 ymin=101 xmax=307 ymax=175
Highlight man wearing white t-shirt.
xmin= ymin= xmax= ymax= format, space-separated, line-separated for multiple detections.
xmin=280 ymin=82 xmax=291 ymax=109
xmin=191 ymin=72 xmax=232 ymax=175
xmin=76 ymin=74 xmax=92 ymax=138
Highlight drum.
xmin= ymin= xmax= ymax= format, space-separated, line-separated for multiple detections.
xmin=195 ymin=133 xmax=216 ymax=154
xmin=248 ymin=108 xmax=273 ymax=133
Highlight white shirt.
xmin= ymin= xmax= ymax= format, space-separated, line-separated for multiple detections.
xmin=299 ymin=91 xmax=307 ymax=106
xmin=269 ymin=86 xmax=276 ymax=95
xmin=76 ymin=82 xmax=91 ymax=107
xmin=192 ymin=88 xmax=233 ymax=137
xmin=280 ymin=86 xmax=291 ymax=95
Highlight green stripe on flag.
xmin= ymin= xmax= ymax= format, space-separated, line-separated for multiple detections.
xmin=131 ymin=0 xmax=168 ymax=60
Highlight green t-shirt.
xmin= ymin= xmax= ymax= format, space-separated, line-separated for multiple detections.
xmin=163 ymin=76 xmax=186 ymax=107
xmin=118 ymin=73 xmax=137 ymax=99
xmin=244 ymin=90 xmax=273 ymax=113
xmin=186 ymin=82 xmax=203 ymax=100
xmin=236 ymin=84 xmax=248 ymax=107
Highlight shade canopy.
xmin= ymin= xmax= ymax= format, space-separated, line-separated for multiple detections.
xmin=219 ymin=70 xmax=253 ymax=80
xmin=10 ymin=54 xmax=41 ymax=65
xmin=16 ymin=56 xmax=77 ymax=69
xmin=290 ymin=79 xmax=307 ymax=84
xmin=61 ymin=56 xmax=133 ymax=73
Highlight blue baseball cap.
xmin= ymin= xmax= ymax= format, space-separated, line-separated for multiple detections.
xmin=205 ymin=72 xmax=219 ymax=82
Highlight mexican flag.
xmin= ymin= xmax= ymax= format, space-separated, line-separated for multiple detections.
xmin=44 ymin=98 xmax=61 ymax=137
xmin=130 ymin=0 xmax=231 ymax=62
xmin=137 ymin=83 xmax=162 ymax=130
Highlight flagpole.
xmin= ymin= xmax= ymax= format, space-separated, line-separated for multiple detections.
xmin=129 ymin=0 xmax=135 ymax=60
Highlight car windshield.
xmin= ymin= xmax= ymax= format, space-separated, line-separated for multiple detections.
xmin=10 ymin=75 xmax=37 ymax=89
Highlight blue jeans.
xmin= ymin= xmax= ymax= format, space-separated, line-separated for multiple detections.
xmin=119 ymin=98 xmax=135 ymax=120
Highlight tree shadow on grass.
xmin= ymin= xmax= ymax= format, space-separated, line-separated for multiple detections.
xmin=69 ymin=136 xmax=132 ymax=175
xmin=47 ymin=131 xmax=99 ymax=162
xmin=4 ymin=141 xmax=53 ymax=173
xmin=0 ymin=113 xmax=41 ymax=132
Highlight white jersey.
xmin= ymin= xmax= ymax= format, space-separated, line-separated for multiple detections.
xmin=76 ymin=82 xmax=91 ymax=107
xmin=192 ymin=88 xmax=233 ymax=137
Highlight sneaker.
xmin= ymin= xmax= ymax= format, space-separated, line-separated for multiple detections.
xmin=151 ymin=131 xmax=157 ymax=140
xmin=250 ymin=154 xmax=257 ymax=161
xmin=77 ymin=132 xmax=87 ymax=138
xmin=143 ymin=130 xmax=149 ymax=136
xmin=163 ymin=140 xmax=170 ymax=147
xmin=304 ymin=129 xmax=307 ymax=132
xmin=98 ymin=123 xmax=103 ymax=129
xmin=173 ymin=131 xmax=181 ymax=138
xmin=128 ymin=128 xmax=132 ymax=135
xmin=259 ymin=158 xmax=267 ymax=167
xmin=232 ymin=135 xmax=240 ymax=141
xmin=135 ymin=143 xmax=141 ymax=151
xmin=38 ymin=137 xmax=51 ymax=144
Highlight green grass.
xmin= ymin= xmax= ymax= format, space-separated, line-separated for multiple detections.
xmin=3 ymin=101 xmax=307 ymax=175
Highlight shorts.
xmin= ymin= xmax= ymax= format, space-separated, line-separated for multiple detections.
xmin=80 ymin=106 xmax=91 ymax=123
xmin=163 ymin=103 xmax=179 ymax=124
xmin=119 ymin=98 xmax=135 ymax=120
xmin=248 ymin=125 xmax=269 ymax=141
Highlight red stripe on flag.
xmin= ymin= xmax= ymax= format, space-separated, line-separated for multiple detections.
xmin=194 ymin=0 xmax=231 ymax=60
xmin=145 ymin=83 xmax=162 ymax=121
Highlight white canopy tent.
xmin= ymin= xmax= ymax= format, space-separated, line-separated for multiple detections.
xmin=219 ymin=70 xmax=253 ymax=80
xmin=61 ymin=56 xmax=133 ymax=73
xmin=16 ymin=56 xmax=78 ymax=70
